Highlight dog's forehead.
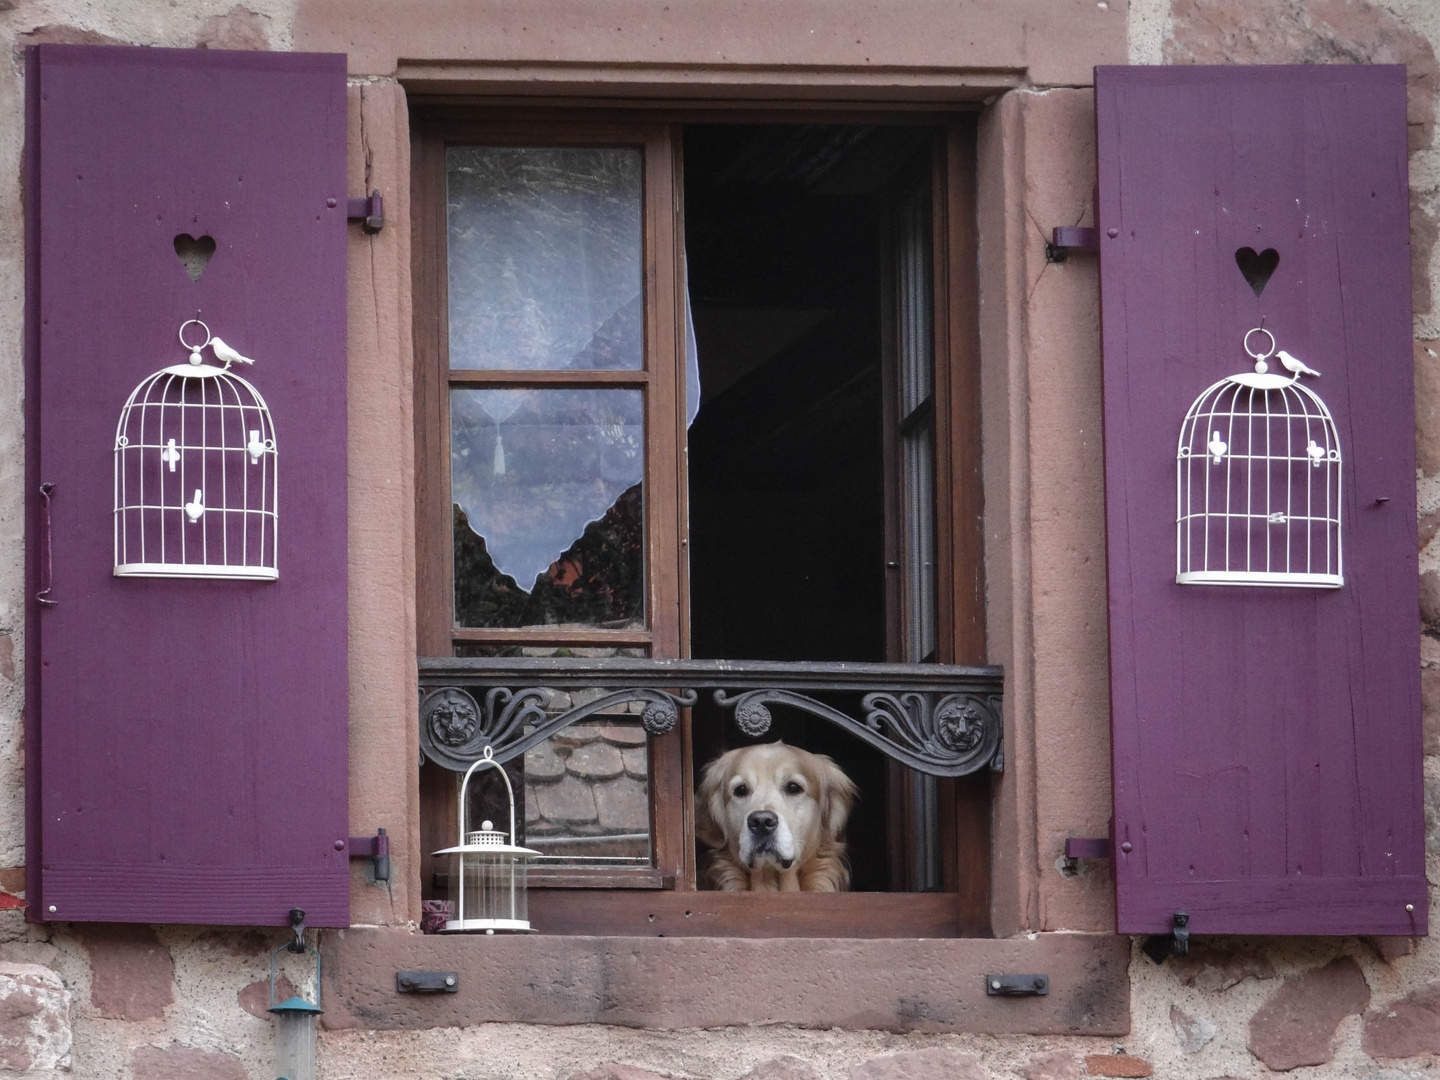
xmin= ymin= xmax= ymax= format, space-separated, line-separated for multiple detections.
xmin=725 ymin=745 xmax=817 ymax=786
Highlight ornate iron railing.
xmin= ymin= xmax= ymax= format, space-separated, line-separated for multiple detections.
xmin=418 ymin=658 xmax=1004 ymax=778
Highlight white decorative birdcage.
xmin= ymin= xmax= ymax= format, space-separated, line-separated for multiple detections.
xmin=1176 ymin=329 xmax=1342 ymax=589
xmin=113 ymin=320 xmax=277 ymax=580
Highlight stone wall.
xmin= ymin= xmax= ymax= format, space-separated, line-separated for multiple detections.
xmin=0 ymin=0 xmax=1438 ymax=1078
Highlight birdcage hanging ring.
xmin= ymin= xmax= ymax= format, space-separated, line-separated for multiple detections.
xmin=1243 ymin=325 xmax=1276 ymax=372
xmin=113 ymin=319 xmax=278 ymax=580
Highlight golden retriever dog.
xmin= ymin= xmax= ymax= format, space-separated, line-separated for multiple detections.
xmin=695 ymin=741 xmax=858 ymax=891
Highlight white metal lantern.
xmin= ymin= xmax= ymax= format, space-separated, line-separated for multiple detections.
xmin=1176 ymin=327 xmax=1342 ymax=588
xmin=433 ymin=747 xmax=539 ymax=933
xmin=113 ymin=319 xmax=278 ymax=580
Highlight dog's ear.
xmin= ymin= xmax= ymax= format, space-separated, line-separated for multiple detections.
xmin=815 ymin=753 xmax=858 ymax=837
xmin=694 ymin=751 xmax=733 ymax=851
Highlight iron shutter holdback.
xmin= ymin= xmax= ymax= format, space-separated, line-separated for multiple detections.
xmin=113 ymin=318 xmax=278 ymax=580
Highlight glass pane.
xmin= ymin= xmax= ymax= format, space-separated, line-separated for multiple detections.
xmin=452 ymin=388 xmax=645 ymax=629
xmin=522 ymin=714 xmax=652 ymax=870
xmin=898 ymin=183 xmax=933 ymax=417
xmin=453 ymin=643 xmax=647 ymax=659
xmin=903 ymin=424 xmax=936 ymax=663
xmin=447 ymin=146 xmax=644 ymax=371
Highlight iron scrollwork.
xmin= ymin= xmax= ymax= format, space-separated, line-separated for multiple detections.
xmin=419 ymin=684 xmax=695 ymax=771
xmin=418 ymin=658 xmax=1004 ymax=776
xmin=712 ymin=688 xmax=1003 ymax=777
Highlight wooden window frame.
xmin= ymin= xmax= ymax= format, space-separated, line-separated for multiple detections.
xmin=412 ymin=107 xmax=989 ymax=937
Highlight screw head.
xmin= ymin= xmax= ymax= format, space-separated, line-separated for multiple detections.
xmin=326 ymin=197 xmax=338 ymax=208
xmin=445 ymin=975 xmax=456 ymax=986
xmin=1107 ymin=227 xmax=1120 ymax=238
xmin=1120 ymin=841 xmax=1133 ymax=854
xmin=1407 ymin=903 xmax=1415 ymax=913
xmin=990 ymin=980 xmax=1001 ymax=990
xmin=47 ymin=905 xmax=56 ymax=913
xmin=334 ymin=839 xmax=346 ymax=851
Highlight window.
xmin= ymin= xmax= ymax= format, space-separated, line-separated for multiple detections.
xmin=413 ymin=112 xmax=993 ymax=934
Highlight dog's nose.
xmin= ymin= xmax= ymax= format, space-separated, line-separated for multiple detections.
xmin=747 ymin=810 xmax=778 ymax=835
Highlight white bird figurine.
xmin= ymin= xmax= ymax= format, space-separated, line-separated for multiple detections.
xmin=1209 ymin=430 xmax=1228 ymax=465
xmin=209 ymin=336 xmax=255 ymax=368
xmin=1307 ymin=439 xmax=1326 ymax=467
xmin=162 ymin=437 xmax=180 ymax=473
xmin=246 ymin=429 xmax=267 ymax=465
xmin=1277 ymin=349 xmax=1320 ymax=379
xmin=184 ymin=488 xmax=205 ymax=523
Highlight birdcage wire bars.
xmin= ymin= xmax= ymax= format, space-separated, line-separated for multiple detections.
xmin=114 ymin=363 xmax=277 ymax=580
xmin=1176 ymin=372 xmax=1342 ymax=588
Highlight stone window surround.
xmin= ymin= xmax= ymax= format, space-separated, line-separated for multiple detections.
xmin=304 ymin=0 xmax=1125 ymax=1032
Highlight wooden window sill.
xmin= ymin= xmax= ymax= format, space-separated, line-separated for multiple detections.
xmin=529 ymin=890 xmax=968 ymax=937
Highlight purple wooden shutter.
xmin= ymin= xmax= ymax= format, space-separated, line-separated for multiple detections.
xmin=25 ymin=45 xmax=349 ymax=926
xmin=1097 ymin=66 xmax=1424 ymax=936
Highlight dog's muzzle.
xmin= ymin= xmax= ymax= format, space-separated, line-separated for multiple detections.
xmin=744 ymin=810 xmax=793 ymax=869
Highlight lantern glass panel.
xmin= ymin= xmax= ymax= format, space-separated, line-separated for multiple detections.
xmin=273 ymin=1010 xmax=317 ymax=1080
xmin=451 ymin=852 xmax=529 ymax=928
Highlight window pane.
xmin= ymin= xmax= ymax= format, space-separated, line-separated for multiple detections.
xmin=903 ymin=424 xmax=937 ymax=663
xmin=451 ymin=388 xmax=645 ymax=629
xmin=522 ymin=715 xmax=652 ymax=870
xmin=447 ymin=146 xmax=644 ymax=371
xmin=898 ymin=184 xmax=933 ymax=416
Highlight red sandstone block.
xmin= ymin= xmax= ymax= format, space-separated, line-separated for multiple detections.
xmin=1084 ymin=1055 xmax=1151 ymax=1078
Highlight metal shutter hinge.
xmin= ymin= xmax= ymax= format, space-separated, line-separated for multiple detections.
xmin=1061 ymin=836 xmax=1110 ymax=876
xmin=348 ymin=828 xmax=390 ymax=881
xmin=346 ymin=190 xmax=384 ymax=234
xmin=1064 ymin=837 xmax=1110 ymax=859
xmin=1045 ymin=226 xmax=1099 ymax=263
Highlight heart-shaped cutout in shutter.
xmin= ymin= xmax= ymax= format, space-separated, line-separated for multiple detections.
xmin=1234 ymin=246 xmax=1279 ymax=297
xmin=173 ymin=233 xmax=216 ymax=282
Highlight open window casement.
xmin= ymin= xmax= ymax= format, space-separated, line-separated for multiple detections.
xmin=413 ymin=117 xmax=998 ymax=933
xmin=25 ymin=45 xmax=349 ymax=926
xmin=1097 ymin=65 xmax=1425 ymax=936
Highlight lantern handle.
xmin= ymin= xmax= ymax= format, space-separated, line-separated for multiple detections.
xmin=456 ymin=745 xmax=519 ymax=846
xmin=268 ymin=921 xmax=322 ymax=1011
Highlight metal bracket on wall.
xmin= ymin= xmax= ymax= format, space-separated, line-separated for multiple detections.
xmin=396 ymin=971 xmax=458 ymax=993
xmin=986 ymin=973 xmax=1048 ymax=996
xmin=347 ymin=190 xmax=384 ymax=234
xmin=348 ymin=829 xmax=390 ymax=882
xmin=1045 ymin=226 xmax=1099 ymax=263
xmin=1141 ymin=911 xmax=1190 ymax=964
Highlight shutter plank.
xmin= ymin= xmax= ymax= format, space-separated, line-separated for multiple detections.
xmin=1098 ymin=66 xmax=1423 ymax=935
xmin=27 ymin=45 xmax=348 ymax=926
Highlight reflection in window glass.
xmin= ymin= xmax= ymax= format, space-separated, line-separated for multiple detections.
xmin=522 ymin=714 xmax=651 ymax=870
xmin=451 ymin=388 xmax=645 ymax=628
xmin=447 ymin=146 xmax=644 ymax=371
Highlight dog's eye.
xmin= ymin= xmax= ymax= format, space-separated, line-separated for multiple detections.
xmin=784 ymin=781 xmax=804 ymax=795
xmin=732 ymin=783 xmax=749 ymax=798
